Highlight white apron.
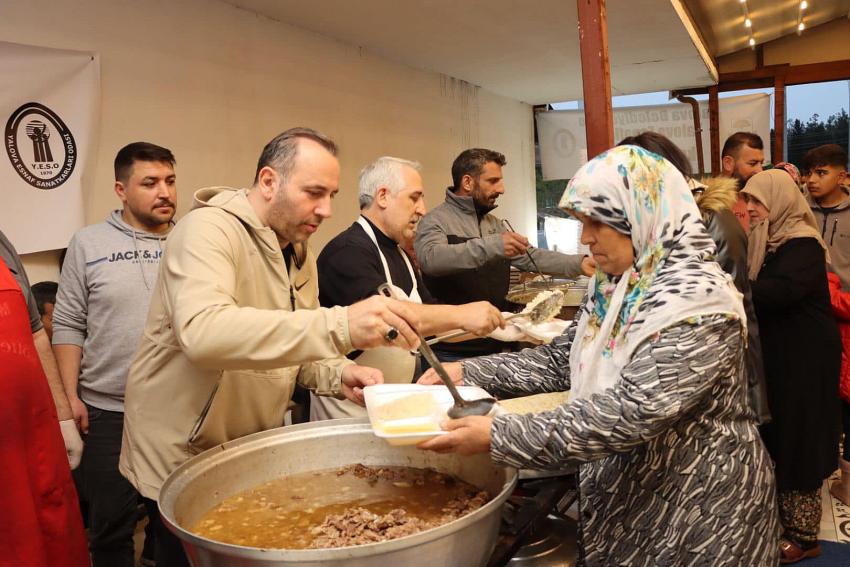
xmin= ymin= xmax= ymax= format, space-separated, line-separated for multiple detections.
xmin=310 ymin=217 xmax=422 ymax=420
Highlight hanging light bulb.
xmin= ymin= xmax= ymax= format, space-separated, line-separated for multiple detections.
xmin=745 ymin=17 xmax=752 ymax=27
xmin=800 ymin=1 xmax=808 ymax=9
xmin=749 ymin=37 xmax=756 ymax=47
xmin=798 ymin=22 xmax=805 ymax=31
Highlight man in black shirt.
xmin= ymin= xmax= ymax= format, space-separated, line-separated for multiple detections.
xmin=315 ymin=156 xmax=504 ymax=419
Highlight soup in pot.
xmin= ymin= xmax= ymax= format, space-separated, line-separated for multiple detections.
xmin=191 ymin=464 xmax=489 ymax=549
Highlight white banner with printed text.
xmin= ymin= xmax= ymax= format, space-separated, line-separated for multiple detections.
xmin=536 ymin=93 xmax=771 ymax=180
xmin=1 ymin=41 xmax=100 ymax=254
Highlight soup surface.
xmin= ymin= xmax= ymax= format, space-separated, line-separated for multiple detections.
xmin=191 ymin=464 xmax=489 ymax=549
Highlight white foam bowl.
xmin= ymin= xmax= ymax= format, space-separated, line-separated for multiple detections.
xmin=364 ymin=384 xmax=494 ymax=446
xmin=523 ymin=319 xmax=572 ymax=343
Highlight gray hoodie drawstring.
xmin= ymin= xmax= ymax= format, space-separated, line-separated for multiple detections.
xmin=131 ymin=230 xmax=150 ymax=290
xmin=131 ymin=230 xmax=164 ymax=290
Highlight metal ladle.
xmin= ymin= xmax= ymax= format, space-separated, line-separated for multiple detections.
xmin=377 ymin=283 xmax=496 ymax=418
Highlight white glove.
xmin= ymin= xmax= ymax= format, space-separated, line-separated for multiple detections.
xmin=59 ymin=418 xmax=84 ymax=470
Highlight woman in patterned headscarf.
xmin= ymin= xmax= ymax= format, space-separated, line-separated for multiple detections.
xmin=743 ymin=169 xmax=840 ymax=563
xmin=419 ymin=146 xmax=779 ymax=565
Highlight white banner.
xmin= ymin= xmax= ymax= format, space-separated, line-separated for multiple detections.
xmin=1 ymin=41 xmax=99 ymax=254
xmin=536 ymin=93 xmax=772 ymax=180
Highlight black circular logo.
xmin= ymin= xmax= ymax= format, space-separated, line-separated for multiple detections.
xmin=5 ymin=102 xmax=77 ymax=190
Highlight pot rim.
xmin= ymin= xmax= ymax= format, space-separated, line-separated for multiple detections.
xmin=159 ymin=418 xmax=518 ymax=560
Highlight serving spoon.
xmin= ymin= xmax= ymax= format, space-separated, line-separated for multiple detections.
xmin=377 ymin=283 xmax=496 ymax=418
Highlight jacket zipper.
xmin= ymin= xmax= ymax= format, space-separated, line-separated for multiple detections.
xmin=188 ymin=381 xmax=220 ymax=445
xmin=831 ymin=219 xmax=839 ymax=246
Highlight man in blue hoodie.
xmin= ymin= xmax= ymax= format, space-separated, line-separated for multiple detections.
xmin=52 ymin=142 xmax=177 ymax=567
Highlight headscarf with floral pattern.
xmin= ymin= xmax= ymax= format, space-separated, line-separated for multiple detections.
xmin=559 ymin=145 xmax=745 ymax=400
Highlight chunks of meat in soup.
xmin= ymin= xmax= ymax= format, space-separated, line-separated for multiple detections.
xmin=191 ymin=464 xmax=490 ymax=549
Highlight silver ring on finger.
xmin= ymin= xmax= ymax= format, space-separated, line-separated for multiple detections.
xmin=384 ymin=326 xmax=399 ymax=343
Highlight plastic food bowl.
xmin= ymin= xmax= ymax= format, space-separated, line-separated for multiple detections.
xmin=523 ymin=319 xmax=572 ymax=343
xmin=364 ymin=384 xmax=494 ymax=446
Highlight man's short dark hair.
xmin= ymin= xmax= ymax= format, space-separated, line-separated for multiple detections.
xmin=721 ymin=132 xmax=763 ymax=159
xmin=31 ymin=281 xmax=58 ymax=316
xmin=450 ymin=148 xmax=507 ymax=191
xmin=114 ymin=142 xmax=176 ymax=183
xmin=803 ymin=144 xmax=848 ymax=171
xmin=618 ymin=132 xmax=692 ymax=179
xmin=253 ymin=127 xmax=338 ymax=184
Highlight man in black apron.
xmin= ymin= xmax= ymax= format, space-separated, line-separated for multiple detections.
xmin=314 ymin=156 xmax=504 ymax=419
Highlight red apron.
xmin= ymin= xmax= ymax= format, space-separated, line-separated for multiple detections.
xmin=0 ymin=258 xmax=89 ymax=567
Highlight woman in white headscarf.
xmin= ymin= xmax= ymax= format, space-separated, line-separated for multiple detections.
xmin=743 ymin=168 xmax=841 ymax=563
xmin=418 ymin=146 xmax=779 ymax=565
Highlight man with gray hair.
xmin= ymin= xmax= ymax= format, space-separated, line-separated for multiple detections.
xmin=119 ymin=130 xmax=423 ymax=566
xmin=314 ymin=156 xmax=504 ymax=419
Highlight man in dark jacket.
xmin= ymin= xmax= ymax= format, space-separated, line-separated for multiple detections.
xmin=414 ymin=148 xmax=592 ymax=360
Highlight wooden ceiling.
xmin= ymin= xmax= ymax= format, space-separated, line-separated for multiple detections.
xmin=683 ymin=0 xmax=850 ymax=56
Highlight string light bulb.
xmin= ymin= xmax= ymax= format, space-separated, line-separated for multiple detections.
xmin=749 ymin=37 xmax=756 ymax=47
xmin=745 ymin=17 xmax=752 ymax=27
xmin=797 ymin=1 xmax=807 ymax=35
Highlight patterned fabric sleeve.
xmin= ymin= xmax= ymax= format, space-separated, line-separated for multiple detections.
xmin=487 ymin=314 xmax=740 ymax=469
xmin=461 ymin=321 xmax=577 ymax=398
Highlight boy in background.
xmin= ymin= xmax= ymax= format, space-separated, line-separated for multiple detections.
xmin=804 ymin=144 xmax=850 ymax=505
xmin=805 ymin=144 xmax=850 ymax=287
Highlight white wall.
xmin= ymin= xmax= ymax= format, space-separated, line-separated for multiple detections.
xmin=0 ymin=0 xmax=536 ymax=283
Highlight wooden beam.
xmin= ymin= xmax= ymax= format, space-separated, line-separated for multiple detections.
xmin=673 ymin=78 xmax=773 ymax=96
xmin=719 ymin=64 xmax=790 ymax=83
xmin=672 ymin=59 xmax=850 ymax=97
xmin=773 ymin=73 xmax=785 ymax=164
xmin=708 ymin=86 xmax=720 ymax=176
xmin=577 ymin=0 xmax=613 ymax=159
xmin=785 ymin=59 xmax=850 ymax=85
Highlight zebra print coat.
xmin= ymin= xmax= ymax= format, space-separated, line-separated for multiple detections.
xmin=464 ymin=314 xmax=780 ymax=566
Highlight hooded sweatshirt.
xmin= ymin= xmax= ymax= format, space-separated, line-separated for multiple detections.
xmin=52 ymin=211 xmax=170 ymax=412
xmin=807 ymin=188 xmax=850 ymax=290
xmin=120 ymin=187 xmax=351 ymax=499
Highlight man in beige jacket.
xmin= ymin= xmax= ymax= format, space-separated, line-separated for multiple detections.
xmin=119 ymin=127 xmax=420 ymax=566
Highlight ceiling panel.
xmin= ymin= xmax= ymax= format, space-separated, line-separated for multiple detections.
xmin=222 ymin=0 xmax=716 ymax=104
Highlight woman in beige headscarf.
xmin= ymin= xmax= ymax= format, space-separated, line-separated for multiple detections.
xmin=743 ymin=169 xmax=841 ymax=563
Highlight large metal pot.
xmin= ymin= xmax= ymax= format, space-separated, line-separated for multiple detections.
xmin=159 ymin=418 xmax=517 ymax=566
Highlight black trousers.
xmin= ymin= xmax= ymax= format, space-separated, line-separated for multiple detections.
xmin=143 ymin=498 xmax=190 ymax=567
xmin=78 ymin=404 xmax=139 ymax=567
